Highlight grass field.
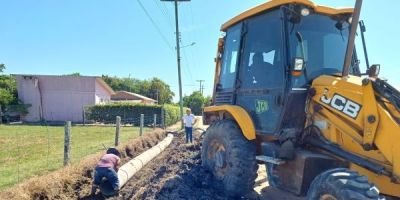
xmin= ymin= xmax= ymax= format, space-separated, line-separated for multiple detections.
xmin=0 ymin=124 xmax=148 ymax=190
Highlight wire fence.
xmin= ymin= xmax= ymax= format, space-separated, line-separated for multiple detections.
xmin=0 ymin=114 xmax=161 ymax=191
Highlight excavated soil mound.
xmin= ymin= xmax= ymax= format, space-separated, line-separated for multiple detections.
xmin=0 ymin=130 xmax=166 ymax=200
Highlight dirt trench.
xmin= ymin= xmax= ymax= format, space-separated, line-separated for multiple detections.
xmin=88 ymin=130 xmax=303 ymax=200
xmin=85 ymin=130 xmax=226 ymax=200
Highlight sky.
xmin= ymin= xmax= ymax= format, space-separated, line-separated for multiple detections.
xmin=1 ymin=0 xmax=399 ymax=102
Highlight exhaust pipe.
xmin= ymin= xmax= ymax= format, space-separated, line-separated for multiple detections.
xmin=342 ymin=0 xmax=363 ymax=77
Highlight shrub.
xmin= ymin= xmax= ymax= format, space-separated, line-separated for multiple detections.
xmin=162 ymin=104 xmax=181 ymax=126
xmin=85 ymin=103 xmax=181 ymax=126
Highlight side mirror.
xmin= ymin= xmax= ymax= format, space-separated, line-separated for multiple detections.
xmin=367 ymin=64 xmax=380 ymax=78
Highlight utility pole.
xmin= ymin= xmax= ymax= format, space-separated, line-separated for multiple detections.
xmin=196 ymin=80 xmax=205 ymax=94
xmin=161 ymin=0 xmax=190 ymax=121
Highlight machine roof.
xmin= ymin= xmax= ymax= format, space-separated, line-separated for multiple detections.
xmin=221 ymin=0 xmax=353 ymax=31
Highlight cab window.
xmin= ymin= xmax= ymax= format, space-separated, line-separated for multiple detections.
xmin=219 ymin=24 xmax=242 ymax=89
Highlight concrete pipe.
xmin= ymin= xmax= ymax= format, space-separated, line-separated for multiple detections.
xmin=100 ymin=134 xmax=174 ymax=196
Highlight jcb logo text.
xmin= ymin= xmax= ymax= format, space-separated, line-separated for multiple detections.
xmin=320 ymin=93 xmax=361 ymax=119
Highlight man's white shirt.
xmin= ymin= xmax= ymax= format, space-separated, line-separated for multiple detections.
xmin=182 ymin=114 xmax=196 ymax=127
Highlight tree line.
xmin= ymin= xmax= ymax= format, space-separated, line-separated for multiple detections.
xmin=102 ymin=75 xmax=211 ymax=115
xmin=0 ymin=64 xmax=29 ymax=119
xmin=101 ymin=75 xmax=175 ymax=105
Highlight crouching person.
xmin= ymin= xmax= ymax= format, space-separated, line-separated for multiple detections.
xmin=91 ymin=147 xmax=121 ymax=196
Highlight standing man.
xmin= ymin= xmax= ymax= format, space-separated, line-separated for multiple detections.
xmin=182 ymin=108 xmax=197 ymax=143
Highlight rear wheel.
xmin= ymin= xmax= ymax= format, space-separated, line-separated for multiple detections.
xmin=307 ymin=168 xmax=383 ymax=200
xmin=201 ymin=119 xmax=257 ymax=197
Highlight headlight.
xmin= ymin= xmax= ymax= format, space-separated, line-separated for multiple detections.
xmin=348 ymin=17 xmax=353 ymax=24
xmin=301 ymin=8 xmax=310 ymax=16
xmin=294 ymin=58 xmax=305 ymax=71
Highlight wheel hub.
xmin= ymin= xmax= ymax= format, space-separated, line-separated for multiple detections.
xmin=320 ymin=194 xmax=337 ymax=200
xmin=215 ymin=150 xmax=226 ymax=168
xmin=208 ymin=140 xmax=228 ymax=178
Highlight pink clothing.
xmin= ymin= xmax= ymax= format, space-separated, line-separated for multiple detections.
xmin=96 ymin=154 xmax=120 ymax=169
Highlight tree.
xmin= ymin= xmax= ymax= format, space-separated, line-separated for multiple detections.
xmin=147 ymin=78 xmax=174 ymax=104
xmin=102 ymin=75 xmax=174 ymax=104
xmin=0 ymin=64 xmax=16 ymax=107
xmin=0 ymin=65 xmax=29 ymax=116
xmin=183 ymin=91 xmax=210 ymax=115
xmin=0 ymin=88 xmax=14 ymax=107
xmin=64 ymin=72 xmax=81 ymax=76
xmin=0 ymin=64 xmax=5 ymax=73
xmin=204 ymin=95 xmax=212 ymax=107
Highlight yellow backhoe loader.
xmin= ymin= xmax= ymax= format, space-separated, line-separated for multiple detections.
xmin=201 ymin=0 xmax=400 ymax=199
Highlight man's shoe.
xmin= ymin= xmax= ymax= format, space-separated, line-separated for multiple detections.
xmin=90 ymin=185 xmax=98 ymax=195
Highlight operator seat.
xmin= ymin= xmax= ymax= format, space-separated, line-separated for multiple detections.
xmin=250 ymin=53 xmax=274 ymax=86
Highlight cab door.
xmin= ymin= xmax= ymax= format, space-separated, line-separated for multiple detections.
xmin=236 ymin=10 xmax=286 ymax=134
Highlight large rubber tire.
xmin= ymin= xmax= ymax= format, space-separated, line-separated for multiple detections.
xmin=201 ymin=119 xmax=257 ymax=197
xmin=307 ymin=168 xmax=383 ymax=200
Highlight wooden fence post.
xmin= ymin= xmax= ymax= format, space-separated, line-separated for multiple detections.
xmin=161 ymin=108 xmax=165 ymax=129
xmin=140 ymin=114 xmax=144 ymax=136
xmin=153 ymin=114 xmax=157 ymax=130
xmin=115 ymin=116 xmax=121 ymax=146
xmin=0 ymin=105 xmax=3 ymax=125
xmin=64 ymin=121 xmax=71 ymax=166
xmin=82 ymin=106 xmax=86 ymax=126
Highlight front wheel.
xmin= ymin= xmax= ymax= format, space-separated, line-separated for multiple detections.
xmin=307 ymin=168 xmax=383 ymax=200
xmin=201 ymin=119 xmax=257 ymax=197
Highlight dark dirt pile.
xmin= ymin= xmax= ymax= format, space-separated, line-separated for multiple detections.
xmin=104 ymin=130 xmax=228 ymax=200
xmin=0 ymin=130 xmax=166 ymax=200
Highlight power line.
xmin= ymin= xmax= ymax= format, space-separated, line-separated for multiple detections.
xmin=152 ymin=0 xmax=175 ymax=32
xmin=182 ymin=48 xmax=194 ymax=82
xmin=186 ymin=4 xmax=198 ymax=58
xmin=137 ymin=0 xmax=174 ymax=51
xmin=180 ymin=3 xmax=201 ymax=86
xmin=161 ymin=2 xmax=174 ymax=21
xmin=176 ymin=4 xmax=196 ymax=88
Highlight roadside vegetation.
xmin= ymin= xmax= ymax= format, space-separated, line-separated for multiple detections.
xmin=183 ymin=91 xmax=211 ymax=115
xmin=0 ymin=124 xmax=148 ymax=190
xmin=0 ymin=64 xmax=29 ymax=121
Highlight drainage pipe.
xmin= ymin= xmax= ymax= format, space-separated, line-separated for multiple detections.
xmin=100 ymin=133 xmax=174 ymax=196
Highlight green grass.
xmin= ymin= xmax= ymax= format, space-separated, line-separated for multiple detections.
xmin=0 ymin=124 xmax=148 ymax=190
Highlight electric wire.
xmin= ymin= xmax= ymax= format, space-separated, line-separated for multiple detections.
xmin=152 ymin=0 xmax=175 ymax=32
xmin=136 ymin=0 xmax=174 ymax=51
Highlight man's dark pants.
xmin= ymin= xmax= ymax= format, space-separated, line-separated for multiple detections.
xmin=93 ymin=167 xmax=119 ymax=190
xmin=185 ymin=126 xmax=193 ymax=143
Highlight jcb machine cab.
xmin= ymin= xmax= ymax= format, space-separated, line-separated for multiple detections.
xmin=201 ymin=0 xmax=400 ymax=199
